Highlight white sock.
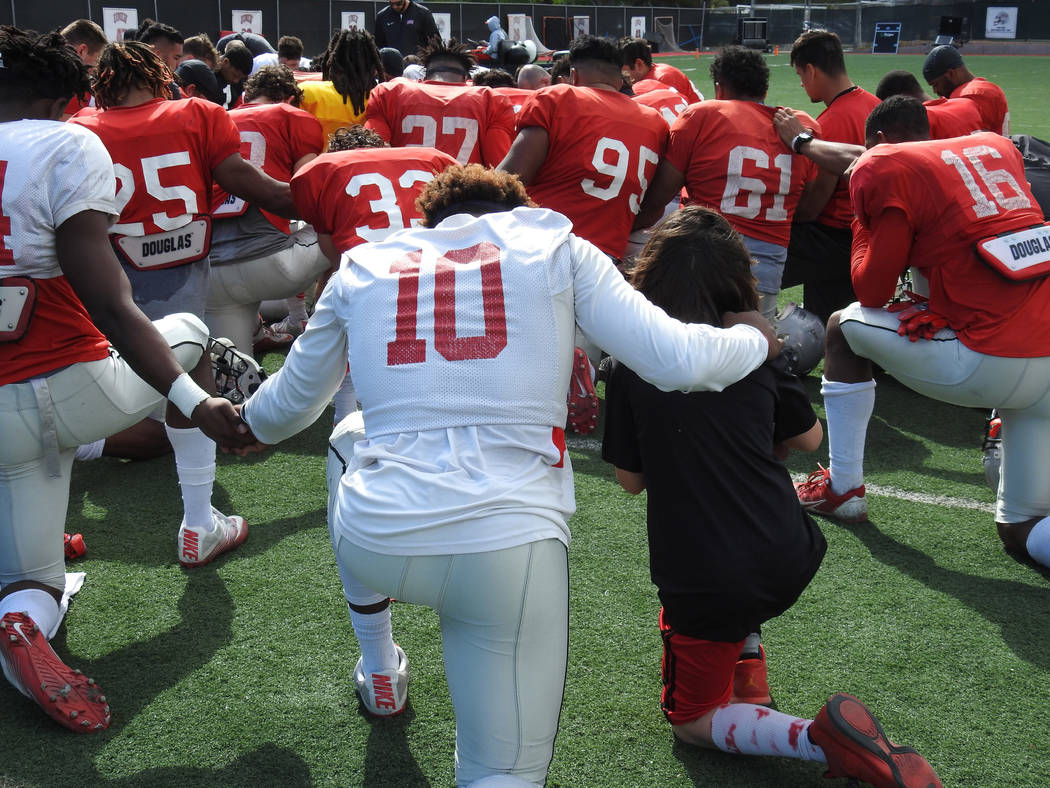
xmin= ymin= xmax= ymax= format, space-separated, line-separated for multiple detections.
xmin=333 ymin=372 xmax=358 ymax=424
xmin=287 ymin=293 xmax=308 ymax=323
xmin=348 ymin=605 xmax=398 ymax=676
xmin=741 ymin=632 xmax=762 ymax=659
xmin=165 ymin=425 xmax=216 ymax=530
xmin=1025 ymin=517 xmax=1050 ymax=568
xmin=74 ymin=438 xmax=106 ymax=461
xmin=821 ymin=377 xmax=876 ymax=495
xmin=710 ymin=703 xmax=826 ymax=762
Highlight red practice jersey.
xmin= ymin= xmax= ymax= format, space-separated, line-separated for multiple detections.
xmin=850 ymin=132 xmax=1050 ymax=356
xmin=365 ymin=80 xmax=515 ymax=166
xmin=813 ymin=87 xmax=881 ymax=229
xmin=666 ymin=101 xmax=821 ymax=247
xmin=493 ymin=87 xmax=538 ymax=115
xmin=923 ymin=97 xmax=984 ymax=140
xmin=951 ymin=77 xmax=1009 ymax=136
xmin=517 ymin=84 xmax=668 ymax=258
xmin=290 ymin=146 xmax=459 ymax=253
xmin=631 ymin=80 xmax=689 ymax=127
xmin=72 ymin=97 xmax=240 ymax=237
xmin=212 ymin=102 xmax=323 ymax=233
xmin=647 ymin=63 xmax=701 ymax=105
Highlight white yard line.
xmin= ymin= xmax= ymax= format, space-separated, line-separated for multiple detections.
xmin=565 ymin=435 xmax=996 ymax=514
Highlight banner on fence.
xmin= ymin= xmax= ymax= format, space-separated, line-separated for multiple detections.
xmin=572 ymin=16 xmax=589 ymax=39
xmin=233 ymin=10 xmax=262 ymax=35
xmin=341 ymin=11 xmax=365 ymax=31
xmin=102 ymin=7 xmax=137 ymax=42
xmin=631 ymin=16 xmax=646 ymax=38
xmin=985 ymin=7 xmax=1018 ymax=39
xmin=434 ymin=13 xmax=451 ymax=42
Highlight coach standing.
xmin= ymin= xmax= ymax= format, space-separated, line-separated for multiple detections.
xmin=373 ymin=0 xmax=439 ymax=57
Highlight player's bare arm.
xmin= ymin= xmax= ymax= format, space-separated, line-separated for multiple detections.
xmin=774 ymin=108 xmax=865 ymax=179
xmin=721 ymin=310 xmax=783 ymax=361
xmin=497 ymin=126 xmax=549 ymax=186
xmin=773 ymin=420 xmax=823 ymax=459
xmin=614 ymin=467 xmax=646 ymax=495
xmin=633 ymin=157 xmax=685 ymax=231
xmin=213 ymin=152 xmax=298 ymax=219
xmin=56 ymin=209 xmax=256 ymax=449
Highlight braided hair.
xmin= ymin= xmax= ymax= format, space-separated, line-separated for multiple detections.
xmin=317 ymin=29 xmax=382 ymax=115
xmin=0 ymin=26 xmax=89 ymax=104
xmin=92 ymin=40 xmax=172 ymax=109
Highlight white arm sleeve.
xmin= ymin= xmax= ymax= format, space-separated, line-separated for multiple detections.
xmin=568 ymin=236 xmax=767 ymax=392
xmin=241 ymin=278 xmax=350 ymax=444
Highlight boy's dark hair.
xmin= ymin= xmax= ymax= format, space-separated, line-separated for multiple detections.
xmin=60 ymin=19 xmax=107 ymax=53
xmin=710 ymin=46 xmax=769 ymax=99
xmin=569 ymin=35 xmax=621 ymax=73
xmin=420 ymin=38 xmax=475 ymax=79
xmin=789 ymin=29 xmax=845 ymax=77
xmin=243 ymin=65 xmax=303 ymax=105
xmin=865 ymin=95 xmax=930 ymax=142
xmin=548 ymin=54 xmax=570 ymax=82
xmin=618 ymin=37 xmax=652 ymax=68
xmin=472 ymin=68 xmax=514 ymax=88
xmin=630 ymin=206 xmax=758 ymax=325
xmin=874 ymin=69 xmax=923 ymax=101
xmin=417 ymin=164 xmax=535 ymax=227
xmin=182 ymin=33 xmax=220 ymax=67
xmin=0 ymin=25 xmax=89 ymax=103
xmin=328 ymin=124 xmax=388 ymax=152
xmin=277 ymin=35 xmax=304 ymax=60
xmin=135 ymin=19 xmax=183 ymax=46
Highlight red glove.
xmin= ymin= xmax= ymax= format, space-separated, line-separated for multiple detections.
xmin=887 ymin=296 xmax=949 ymax=341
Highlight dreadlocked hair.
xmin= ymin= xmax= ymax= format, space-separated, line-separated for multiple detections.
xmin=0 ymin=26 xmax=89 ymax=103
xmin=243 ymin=65 xmax=303 ymax=105
xmin=92 ymin=40 xmax=172 ymax=108
xmin=328 ymin=124 xmax=388 ymax=152
xmin=629 ymin=206 xmax=758 ymax=326
xmin=318 ymin=29 xmax=382 ymax=115
xmin=420 ymin=38 xmax=475 ymax=75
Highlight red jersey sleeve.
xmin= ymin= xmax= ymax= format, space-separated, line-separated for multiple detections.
xmin=285 ymin=105 xmax=325 ymax=162
xmin=290 ymin=156 xmax=333 ymax=233
xmin=364 ymin=82 xmax=396 ymax=141
xmin=201 ymin=100 xmax=242 ymax=169
xmin=482 ymin=90 xmax=515 ymax=166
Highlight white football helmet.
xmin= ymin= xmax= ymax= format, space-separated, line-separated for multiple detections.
xmin=208 ymin=337 xmax=266 ymax=405
xmin=775 ymin=302 xmax=825 ymax=376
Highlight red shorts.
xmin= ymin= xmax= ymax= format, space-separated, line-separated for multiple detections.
xmin=659 ymin=607 xmax=743 ymax=725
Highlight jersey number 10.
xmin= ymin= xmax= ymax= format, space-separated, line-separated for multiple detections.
xmin=387 ymin=242 xmax=508 ymax=365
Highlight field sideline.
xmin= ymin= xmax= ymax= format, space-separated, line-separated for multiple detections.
xmin=3 ymin=54 xmax=1050 ymax=788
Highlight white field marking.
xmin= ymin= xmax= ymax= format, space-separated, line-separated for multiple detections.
xmin=565 ymin=434 xmax=996 ymax=513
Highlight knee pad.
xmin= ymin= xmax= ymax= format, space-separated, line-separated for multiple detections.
xmin=153 ymin=313 xmax=208 ymax=370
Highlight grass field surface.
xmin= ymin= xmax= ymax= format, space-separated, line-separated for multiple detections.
xmin=3 ymin=54 xmax=1050 ymax=788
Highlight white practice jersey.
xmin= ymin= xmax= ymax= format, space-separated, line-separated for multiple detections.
xmin=0 ymin=120 xmax=117 ymax=278
xmin=244 ymin=207 xmax=767 ymax=555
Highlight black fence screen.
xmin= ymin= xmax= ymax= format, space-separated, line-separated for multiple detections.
xmin=1 ymin=2 xmax=1046 ymax=59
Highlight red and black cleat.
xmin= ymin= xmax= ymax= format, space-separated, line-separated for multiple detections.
xmin=63 ymin=532 xmax=86 ymax=560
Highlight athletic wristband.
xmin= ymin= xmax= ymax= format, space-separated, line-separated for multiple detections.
xmin=167 ymin=373 xmax=211 ymax=420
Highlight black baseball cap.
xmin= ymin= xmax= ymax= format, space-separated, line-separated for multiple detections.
xmin=175 ymin=59 xmax=222 ymax=104
xmin=922 ymin=45 xmax=964 ymax=81
xmin=379 ymin=47 xmax=404 ymax=78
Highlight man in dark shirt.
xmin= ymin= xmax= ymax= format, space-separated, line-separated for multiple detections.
xmin=373 ymin=0 xmax=440 ymax=57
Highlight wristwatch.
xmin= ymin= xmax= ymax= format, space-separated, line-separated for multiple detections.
xmin=792 ymin=131 xmax=814 ymax=153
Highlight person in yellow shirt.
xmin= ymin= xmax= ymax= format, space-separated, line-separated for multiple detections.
xmin=299 ymin=29 xmax=383 ymax=148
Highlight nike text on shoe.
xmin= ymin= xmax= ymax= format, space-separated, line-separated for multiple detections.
xmin=566 ymin=347 xmax=599 ymax=435
xmin=795 ymin=465 xmax=868 ymax=523
xmin=354 ymin=644 xmax=409 ymax=717
xmin=809 ymin=692 xmax=942 ymax=788
xmin=731 ymin=644 xmax=773 ymax=706
xmin=178 ymin=507 xmax=247 ymax=567
xmin=0 ymin=612 xmax=111 ymax=732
